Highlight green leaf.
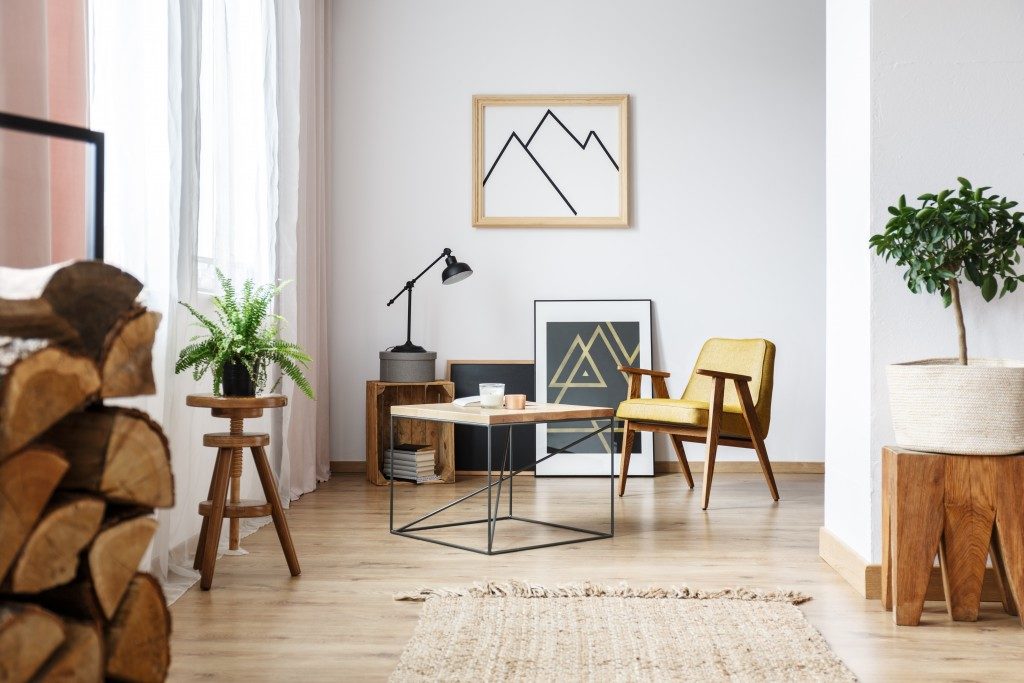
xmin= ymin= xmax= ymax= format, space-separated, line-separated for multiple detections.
xmin=982 ymin=275 xmax=997 ymax=301
xmin=958 ymin=177 xmax=972 ymax=189
xmin=965 ymin=261 xmax=982 ymax=285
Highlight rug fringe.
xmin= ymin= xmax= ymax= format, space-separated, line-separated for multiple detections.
xmin=394 ymin=580 xmax=811 ymax=604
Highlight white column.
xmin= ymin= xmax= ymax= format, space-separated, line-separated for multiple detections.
xmin=825 ymin=0 xmax=1024 ymax=570
xmin=823 ymin=0 xmax=874 ymax=563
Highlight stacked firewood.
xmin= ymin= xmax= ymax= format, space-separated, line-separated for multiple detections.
xmin=0 ymin=261 xmax=173 ymax=683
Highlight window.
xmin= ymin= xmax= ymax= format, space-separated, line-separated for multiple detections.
xmin=195 ymin=0 xmax=277 ymax=292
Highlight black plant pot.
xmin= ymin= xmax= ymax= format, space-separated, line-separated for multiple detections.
xmin=221 ymin=361 xmax=255 ymax=397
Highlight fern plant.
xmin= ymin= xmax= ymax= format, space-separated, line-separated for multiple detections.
xmin=175 ymin=269 xmax=315 ymax=398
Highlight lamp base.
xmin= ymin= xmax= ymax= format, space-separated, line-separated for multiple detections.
xmin=380 ymin=350 xmax=436 ymax=382
xmin=390 ymin=341 xmax=427 ymax=353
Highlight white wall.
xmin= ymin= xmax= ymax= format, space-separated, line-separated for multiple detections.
xmin=823 ymin=0 xmax=1024 ymax=564
xmin=329 ymin=0 xmax=825 ymax=464
xmin=867 ymin=0 xmax=1024 ymax=560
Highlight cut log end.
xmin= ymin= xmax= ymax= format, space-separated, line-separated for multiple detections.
xmin=6 ymin=495 xmax=105 ymax=594
xmin=105 ymin=573 xmax=171 ymax=683
xmin=0 ymin=446 xmax=68 ymax=581
xmin=101 ymin=310 xmax=161 ymax=399
xmin=44 ymin=406 xmax=174 ymax=508
xmin=0 ymin=602 xmax=66 ymax=683
xmin=33 ymin=620 xmax=103 ymax=683
xmin=90 ymin=515 xmax=158 ymax=620
xmin=0 ymin=341 xmax=100 ymax=459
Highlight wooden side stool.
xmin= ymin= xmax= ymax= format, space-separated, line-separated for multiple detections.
xmin=186 ymin=394 xmax=300 ymax=590
xmin=881 ymin=446 xmax=1024 ymax=626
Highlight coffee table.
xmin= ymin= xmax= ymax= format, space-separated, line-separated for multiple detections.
xmin=388 ymin=401 xmax=615 ymax=554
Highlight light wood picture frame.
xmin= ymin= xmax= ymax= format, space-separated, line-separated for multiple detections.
xmin=472 ymin=95 xmax=629 ymax=228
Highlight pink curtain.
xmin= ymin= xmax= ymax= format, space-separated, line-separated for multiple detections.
xmin=0 ymin=0 xmax=87 ymax=267
xmin=277 ymin=0 xmax=333 ymax=499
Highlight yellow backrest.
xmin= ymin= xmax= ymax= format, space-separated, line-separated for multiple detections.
xmin=681 ymin=338 xmax=776 ymax=437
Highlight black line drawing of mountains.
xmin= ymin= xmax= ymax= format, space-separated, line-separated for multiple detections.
xmin=482 ymin=133 xmax=578 ymax=216
xmin=482 ymin=110 xmax=619 ymax=216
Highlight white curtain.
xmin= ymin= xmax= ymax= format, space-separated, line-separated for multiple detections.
xmin=89 ymin=0 xmax=330 ymax=603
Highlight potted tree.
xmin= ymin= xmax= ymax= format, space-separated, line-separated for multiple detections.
xmin=175 ymin=270 xmax=314 ymax=399
xmin=870 ymin=177 xmax=1024 ymax=454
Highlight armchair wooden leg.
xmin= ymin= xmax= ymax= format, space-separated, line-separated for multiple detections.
xmin=735 ymin=380 xmax=780 ymax=502
xmin=749 ymin=434 xmax=779 ymax=501
xmin=702 ymin=377 xmax=725 ymax=510
xmin=670 ymin=435 xmax=694 ymax=489
xmin=618 ymin=422 xmax=635 ymax=497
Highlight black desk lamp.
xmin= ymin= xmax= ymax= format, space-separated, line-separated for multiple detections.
xmin=386 ymin=248 xmax=473 ymax=353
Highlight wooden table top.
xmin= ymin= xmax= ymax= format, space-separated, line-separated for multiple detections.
xmin=388 ymin=402 xmax=614 ymax=426
xmin=186 ymin=393 xmax=288 ymax=409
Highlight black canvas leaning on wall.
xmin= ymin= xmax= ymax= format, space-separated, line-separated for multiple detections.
xmin=446 ymin=360 xmax=536 ymax=472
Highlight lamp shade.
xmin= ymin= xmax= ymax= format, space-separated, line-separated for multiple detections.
xmin=441 ymin=254 xmax=473 ymax=284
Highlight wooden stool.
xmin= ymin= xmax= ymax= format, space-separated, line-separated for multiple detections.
xmin=186 ymin=394 xmax=300 ymax=590
xmin=881 ymin=446 xmax=1024 ymax=626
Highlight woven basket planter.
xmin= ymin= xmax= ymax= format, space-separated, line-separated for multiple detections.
xmin=887 ymin=358 xmax=1024 ymax=455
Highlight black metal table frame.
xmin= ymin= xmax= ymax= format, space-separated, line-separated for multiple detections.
xmin=389 ymin=414 xmax=615 ymax=555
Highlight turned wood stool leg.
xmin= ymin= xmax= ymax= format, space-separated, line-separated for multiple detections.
xmin=194 ymin=450 xmax=231 ymax=571
xmin=200 ymin=447 xmax=233 ymax=590
xmin=251 ymin=445 xmax=300 ymax=576
xmin=229 ymin=416 xmax=243 ymax=551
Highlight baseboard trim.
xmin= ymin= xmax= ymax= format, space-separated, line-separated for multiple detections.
xmin=656 ymin=460 xmax=823 ymax=474
xmin=818 ymin=526 xmax=1001 ymax=602
xmin=818 ymin=526 xmax=875 ymax=598
xmin=331 ymin=460 xmax=824 ymax=476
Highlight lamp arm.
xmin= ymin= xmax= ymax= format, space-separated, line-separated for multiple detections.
xmin=385 ymin=248 xmax=452 ymax=306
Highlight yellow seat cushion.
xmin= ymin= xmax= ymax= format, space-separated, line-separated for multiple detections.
xmin=616 ymin=398 xmax=752 ymax=439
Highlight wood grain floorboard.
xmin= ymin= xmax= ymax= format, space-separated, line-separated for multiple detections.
xmin=168 ymin=473 xmax=1024 ymax=682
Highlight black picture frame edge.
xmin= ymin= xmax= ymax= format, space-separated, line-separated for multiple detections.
xmin=0 ymin=111 xmax=104 ymax=261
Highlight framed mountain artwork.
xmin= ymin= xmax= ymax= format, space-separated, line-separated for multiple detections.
xmin=472 ymin=95 xmax=629 ymax=227
xmin=534 ymin=299 xmax=654 ymax=476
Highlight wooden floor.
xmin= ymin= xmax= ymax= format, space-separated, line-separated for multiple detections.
xmin=169 ymin=472 xmax=1024 ymax=682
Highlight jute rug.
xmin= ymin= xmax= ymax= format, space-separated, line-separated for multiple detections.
xmin=391 ymin=581 xmax=855 ymax=682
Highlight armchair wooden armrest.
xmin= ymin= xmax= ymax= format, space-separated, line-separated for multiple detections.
xmin=696 ymin=368 xmax=752 ymax=383
xmin=617 ymin=366 xmax=671 ymax=378
xmin=618 ymin=366 xmax=671 ymax=400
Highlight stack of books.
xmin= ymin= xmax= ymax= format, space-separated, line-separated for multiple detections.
xmin=383 ymin=443 xmax=439 ymax=483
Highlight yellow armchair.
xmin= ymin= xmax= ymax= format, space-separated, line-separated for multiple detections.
xmin=615 ymin=337 xmax=779 ymax=509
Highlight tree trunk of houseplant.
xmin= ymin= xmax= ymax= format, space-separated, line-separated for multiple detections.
xmin=948 ymin=277 xmax=968 ymax=366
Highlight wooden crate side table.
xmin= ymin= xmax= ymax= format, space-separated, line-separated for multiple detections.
xmin=186 ymin=393 xmax=300 ymax=590
xmin=881 ymin=446 xmax=1024 ymax=626
xmin=365 ymin=381 xmax=454 ymax=486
